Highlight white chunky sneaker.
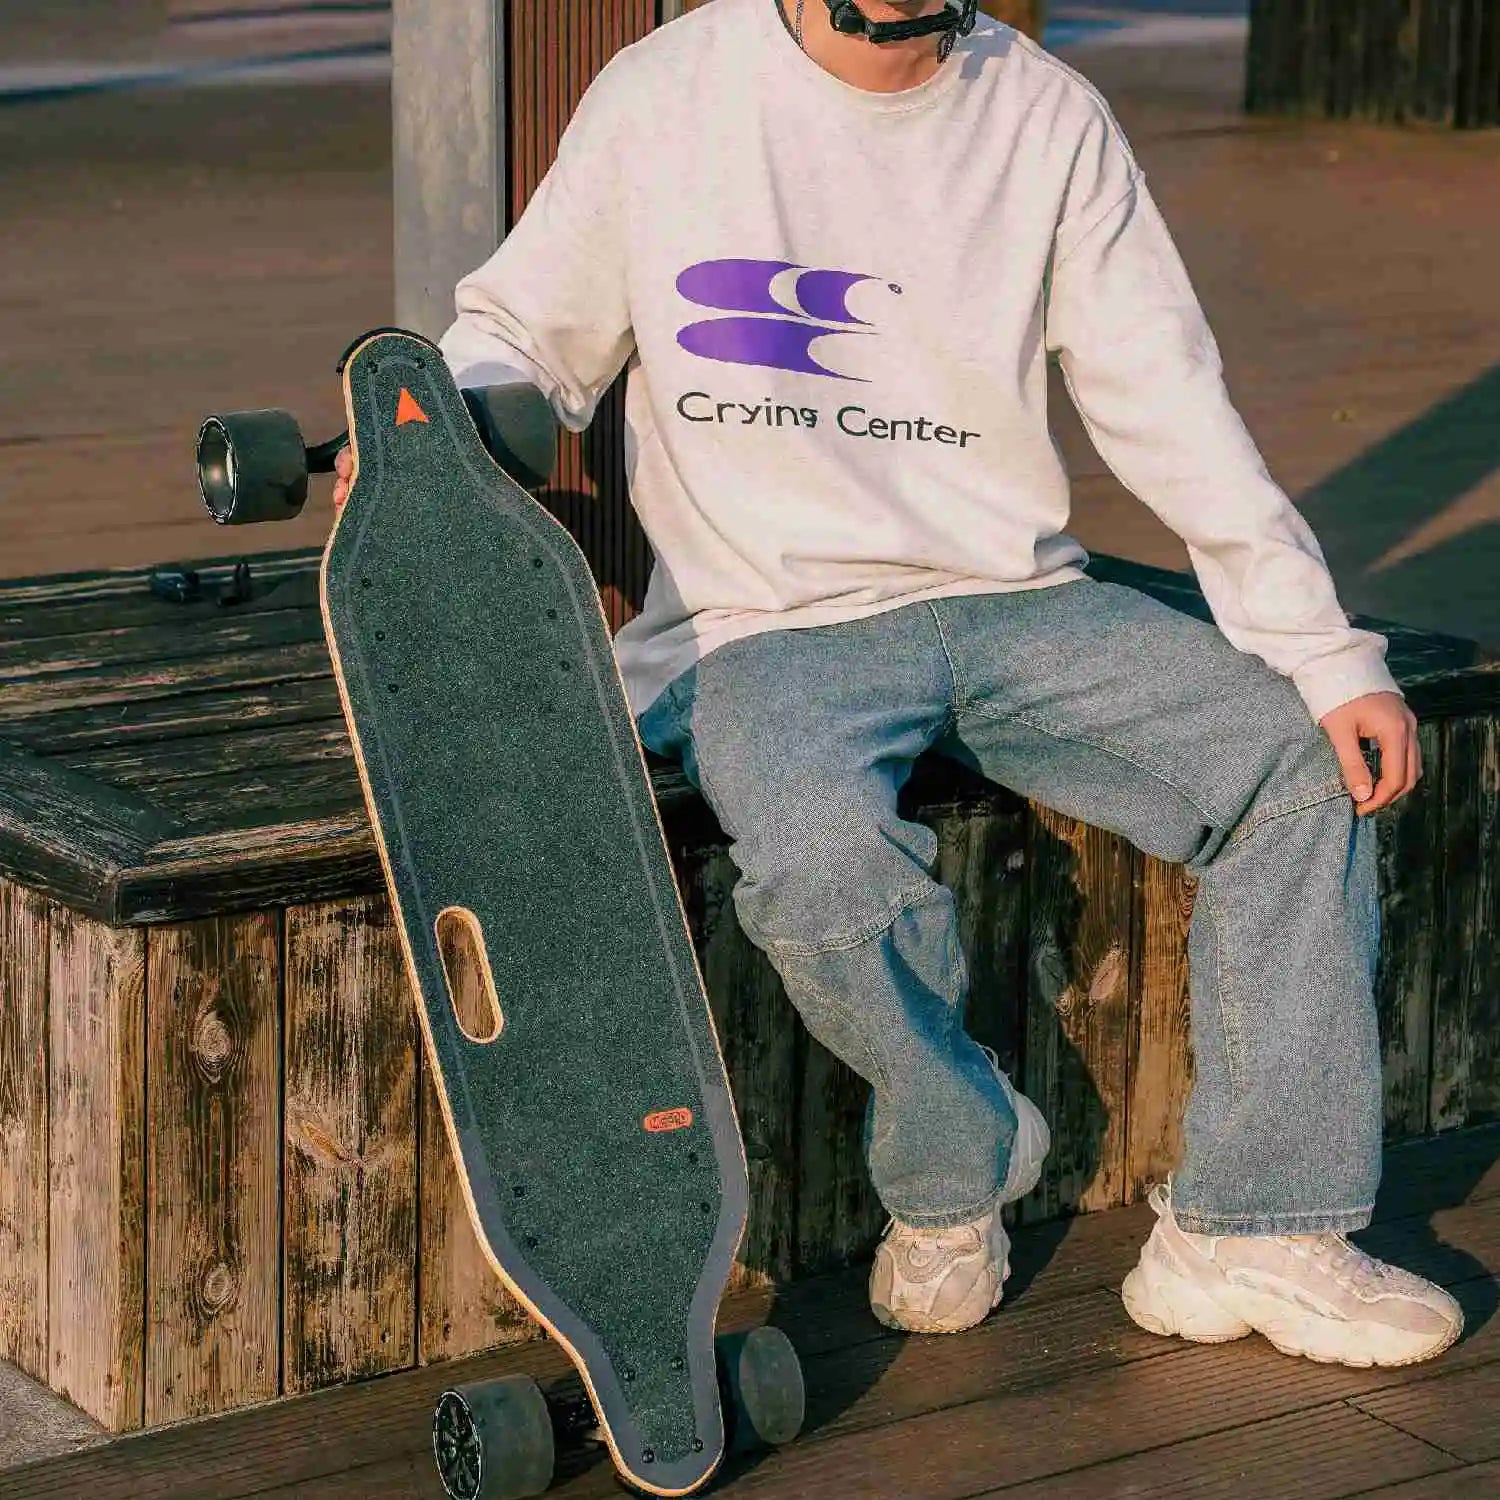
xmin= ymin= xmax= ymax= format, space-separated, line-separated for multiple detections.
xmin=1121 ymin=1182 xmax=1464 ymax=1368
xmin=868 ymin=1050 xmax=1050 ymax=1334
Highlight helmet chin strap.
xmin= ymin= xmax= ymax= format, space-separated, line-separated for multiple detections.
xmin=822 ymin=0 xmax=979 ymax=52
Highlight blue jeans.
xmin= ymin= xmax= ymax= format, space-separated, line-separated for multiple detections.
xmin=635 ymin=579 xmax=1383 ymax=1237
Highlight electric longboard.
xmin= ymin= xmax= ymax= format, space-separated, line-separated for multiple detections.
xmin=196 ymin=328 xmax=804 ymax=1498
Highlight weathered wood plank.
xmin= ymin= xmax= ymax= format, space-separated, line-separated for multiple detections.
xmin=283 ymin=898 xmax=418 ymax=1395
xmin=47 ymin=908 xmax=146 ymax=1431
xmin=1 ymin=675 xmax=343 ymax=757
xmin=0 ymin=739 xmax=175 ymax=915
xmin=1354 ymin=1460 xmax=1500 ymax=1499
xmin=121 ymin=813 xmax=384 ymax=927
xmin=1375 ymin=718 xmax=1443 ymax=1139
xmin=0 ymin=879 xmax=50 ymax=1380
xmin=793 ymin=1029 xmax=885 ymax=1279
xmin=1124 ymin=857 xmax=1196 ymax=1204
xmin=1022 ymin=806 xmax=1136 ymax=1222
xmin=145 ymin=914 xmax=281 ymax=1424
xmin=63 ymin=721 xmax=352 ymax=786
xmin=0 ymin=640 xmax=330 ymax=723
xmin=0 ymin=607 xmax=323 ymax=683
xmin=685 ymin=845 xmax=798 ymax=1291
xmin=984 ymin=1403 xmax=1458 ymax=1499
xmin=141 ymin=760 xmax=361 ymax=831
xmin=1431 ymin=715 xmax=1500 ymax=1131
xmin=1353 ymin=1359 xmax=1500 ymax=1464
xmin=0 ymin=548 xmax=317 ymax=617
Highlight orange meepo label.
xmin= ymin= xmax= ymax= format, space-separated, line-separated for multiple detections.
xmin=643 ymin=1107 xmax=694 ymax=1134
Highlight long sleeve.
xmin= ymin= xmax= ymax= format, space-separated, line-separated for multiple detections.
xmin=1043 ymin=118 xmax=1400 ymax=725
xmin=439 ymin=51 xmax=637 ymax=434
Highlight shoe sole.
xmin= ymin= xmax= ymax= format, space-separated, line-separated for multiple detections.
xmin=871 ymin=1253 xmax=1012 ymax=1336
xmin=1121 ymin=1253 xmax=1464 ymax=1368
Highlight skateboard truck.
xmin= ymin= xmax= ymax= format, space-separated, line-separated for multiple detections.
xmin=195 ymin=382 xmax=559 ymax=526
xmin=432 ymin=1327 xmax=804 ymax=1500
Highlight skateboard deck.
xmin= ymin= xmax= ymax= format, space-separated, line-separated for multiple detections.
xmin=322 ymin=329 xmax=750 ymax=1496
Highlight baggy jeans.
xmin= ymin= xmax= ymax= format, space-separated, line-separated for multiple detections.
xmin=635 ymin=578 xmax=1384 ymax=1237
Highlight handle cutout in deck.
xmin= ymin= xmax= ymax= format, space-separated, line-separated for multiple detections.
xmin=435 ymin=907 xmax=504 ymax=1044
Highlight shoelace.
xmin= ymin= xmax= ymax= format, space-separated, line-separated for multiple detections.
xmin=1299 ymin=1234 xmax=1403 ymax=1291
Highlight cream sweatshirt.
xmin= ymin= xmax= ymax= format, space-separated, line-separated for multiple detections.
xmin=439 ymin=0 xmax=1399 ymax=723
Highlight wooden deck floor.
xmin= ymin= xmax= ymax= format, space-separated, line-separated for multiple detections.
xmin=6 ymin=1125 xmax=1499 ymax=1500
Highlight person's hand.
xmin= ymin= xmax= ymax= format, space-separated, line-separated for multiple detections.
xmin=332 ymin=447 xmax=354 ymax=511
xmin=1318 ymin=691 xmax=1421 ymax=816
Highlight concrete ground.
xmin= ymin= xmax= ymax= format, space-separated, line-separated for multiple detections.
xmin=0 ymin=1360 xmax=107 ymax=1469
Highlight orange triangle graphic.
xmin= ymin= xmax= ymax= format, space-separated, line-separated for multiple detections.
xmin=395 ymin=388 xmax=429 ymax=427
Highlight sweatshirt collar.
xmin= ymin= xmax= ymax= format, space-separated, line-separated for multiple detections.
xmin=752 ymin=0 xmax=970 ymax=115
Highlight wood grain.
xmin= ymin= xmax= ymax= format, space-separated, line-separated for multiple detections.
xmin=47 ymin=907 xmax=146 ymax=1431
xmin=0 ymin=878 xmax=50 ymax=1379
xmin=1431 ymin=714 xmax=1500 ymax=1130
xmin=1124 ymin=856 xmax=1196 ymax=1204
xmin=795 ymin=1029 xmax=885 ymax=1277
xmin=282 ymin=898 xmax=418 ymax=1394
xmin=1021 ymin=806 xmax=1136 ymax=1222
xmin=144 ymin=913 xmax=281 ymax=1424
xmin=1375 ymin=718 xmax=1443 ymax=1139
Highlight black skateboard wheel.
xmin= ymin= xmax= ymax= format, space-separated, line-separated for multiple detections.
xmin=715 ymin=1327 xmax=805 ymax=1455
xmin=196 ymin=409 xmax=310 ymax=525
xmin=433 ymin=1376 xmax=555 ymax=1500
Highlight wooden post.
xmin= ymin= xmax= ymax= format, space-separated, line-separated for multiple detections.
xmin=392 ymin=0 xmax=507 ymax=342
xmin=1246 ymin=0 xmax=1500 ymax=127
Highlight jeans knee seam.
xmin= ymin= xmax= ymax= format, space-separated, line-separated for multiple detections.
xmin=1226 ymin=775 xmax=1349 ymax=846
xmin=743 ymin=877 xmax=942 ymax=960
xmin=956 ymin=702 xmax=1231 ymax=830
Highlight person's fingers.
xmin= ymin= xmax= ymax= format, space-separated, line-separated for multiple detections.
xmin=1359 ymin=720 xmax=1411 ymax=815
xmin=1324 ymin=718 xmax=1376 ymax=810
xmin=1405 ymin=726 xmax=1423 ymax=798
xmin=335 ymin=448 xmax=353 ymax=478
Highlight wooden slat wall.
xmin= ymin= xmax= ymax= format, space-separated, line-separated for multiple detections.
xmin=1431 ymin=716 xmax=1500 ymax=1130
xmin=8 ymin=727 xmax=1500 ymax=1430
xmin=1247 ymin=0 xmax=1500 ymax=126
xmin=282 ymin=898 xmax=418 ymax=1394
xmin=144 ymin=916 xmax=281 ymax=1425
xmin=0 ymin=880 xmax=50 ymax=1382
xmin=48 ymin=909 xmax=147 ymax=1431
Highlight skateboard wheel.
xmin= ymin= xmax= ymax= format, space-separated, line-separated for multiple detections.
xmin=433 ymin=1376 xmax=555 ymax=1500
xmin=715 ymin=1327 xmax=805 ymax=1454
xmin=196 ymin=409 xmax=309 ymax=525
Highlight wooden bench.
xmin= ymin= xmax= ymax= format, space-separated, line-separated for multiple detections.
xmin=1 ymin=546 xmax=1497 ymax=1435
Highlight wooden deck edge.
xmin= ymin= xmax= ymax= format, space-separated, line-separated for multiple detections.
xmin=3 ymin=547 xmax=1497 ymax=922
xmin=0 ymin=740 xmax=178 ymax=920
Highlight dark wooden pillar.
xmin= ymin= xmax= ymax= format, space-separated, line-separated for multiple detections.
xmin=1246 ymin=0 xmax=1500 ymax=127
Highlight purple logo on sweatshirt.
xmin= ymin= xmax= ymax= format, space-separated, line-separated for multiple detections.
xmin=675 ymin=259 xmax=882 ymax=380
